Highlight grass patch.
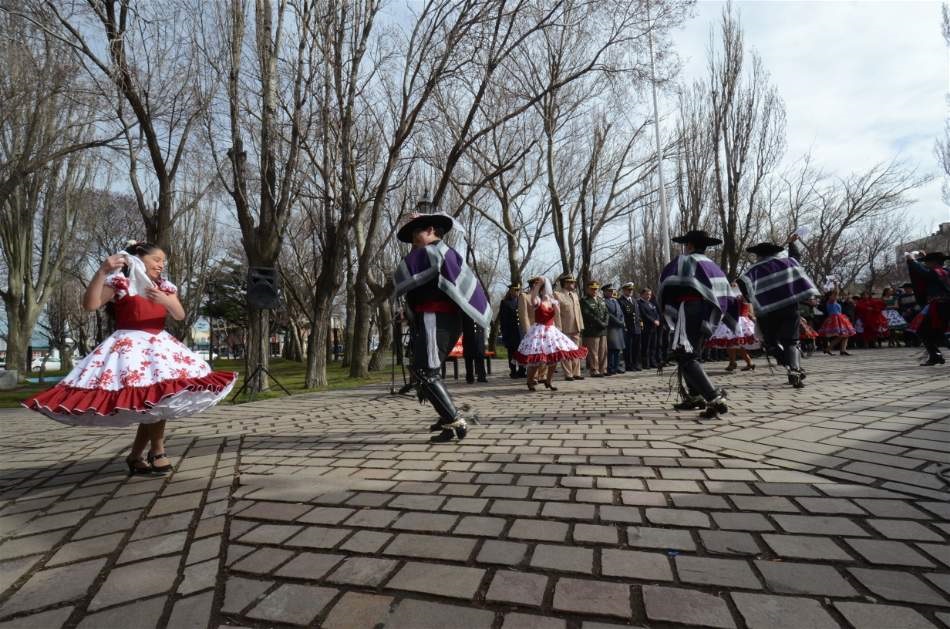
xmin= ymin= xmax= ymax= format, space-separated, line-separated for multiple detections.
xmin=0 ymin=358 xmax=397 ymax=408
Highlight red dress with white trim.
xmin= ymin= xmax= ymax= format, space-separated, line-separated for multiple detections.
xmin=705 ymin=300 xmax=758 ymax=349
xmin=514 ymin=302 xmax=588 ymax=366
xmin=23 ymin=275 xmax=237 ymax=426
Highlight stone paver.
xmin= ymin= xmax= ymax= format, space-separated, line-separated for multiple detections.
xmin=0 ymin=348 xmax=947 ymax=627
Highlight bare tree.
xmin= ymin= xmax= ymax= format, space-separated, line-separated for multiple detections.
xmin=801 ymin=162 xmax=927 ymax=285
xmin=210 ymin=0 xmax=318 ymax=391
xmin=35 ymin=0 xmax=215 ymax=250
xmin=707 ymin=3 xmax=787 ymax=277
xmin=674 ymin=81 xmax=713 ymax=232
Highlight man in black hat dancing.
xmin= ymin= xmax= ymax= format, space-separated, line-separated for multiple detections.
xmin=393 ymin=205 xmax=493 ymax=442
xmin=739 ymin=233 xmax=819 ymax=388
xmin=906 ymin=251 xmax=950 ymax=366
xmin=658 ymin=230 xmax=738 ymax=419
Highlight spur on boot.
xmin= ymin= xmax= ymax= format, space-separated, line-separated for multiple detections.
xmin=430 ymin=417 xmax=468 ymax=443
xmin=700 ymin=395 xmax=728 ymax=419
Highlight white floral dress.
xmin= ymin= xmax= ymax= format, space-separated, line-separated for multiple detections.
xmin=24 ymin=273 xmax=236 ymax=426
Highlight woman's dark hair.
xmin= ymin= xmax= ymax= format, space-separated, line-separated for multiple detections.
xmin=125 ymin=241 xmax=160 ymax=257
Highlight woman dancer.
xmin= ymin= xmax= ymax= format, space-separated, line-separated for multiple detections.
xmin=706 ymin=286 xmax=757 ymax=372
xmin=854 ymin=290 xmax=888 ymax=348
xmin=515 ymin=278 xmax=588 ymax=391
xmin=881 ymin=287 xmax=907 ymax=346
xmin=24 ymin=242 xmax=237 ymax=474
xmin=818 ymin=289 xmax=856 ymax=356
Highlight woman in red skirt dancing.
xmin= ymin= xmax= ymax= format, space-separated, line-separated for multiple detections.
xmin=515 ymin=278 xmax=588 ymax=391
xmin=23 ymin=242 xmax=237 ymax=475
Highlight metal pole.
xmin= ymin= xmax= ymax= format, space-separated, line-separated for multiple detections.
xmin=647 ymin=0 xmax=670 ymax=263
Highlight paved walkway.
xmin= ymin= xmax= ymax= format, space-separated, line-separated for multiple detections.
xmin=0 ymin=348 xmax=948 ymax=628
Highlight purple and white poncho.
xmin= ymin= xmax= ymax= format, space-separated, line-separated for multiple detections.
xmin=393 ymin=241 xmax=492 ymax=329
xmin=658 ymin=254 xmax=739 ymax=351
xmin=738 ymin=254 xmax=819 ymax=315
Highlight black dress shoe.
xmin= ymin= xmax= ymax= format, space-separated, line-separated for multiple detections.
xmin=574 ymin=375 xmax=585 ymax=380
xmin=477 ymin=377 xmax=487 ymax=383
xmin=673 ymin=399 xmax=706 ymax=411
xmin=565 ymin=376 xmax=574 ymax=381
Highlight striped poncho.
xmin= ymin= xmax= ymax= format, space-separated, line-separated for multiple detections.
xmin=738 ymin=254 xmax=819 ymax=315
xmin=393 ymin=241 xmax=492 ymax=329
xmin=658 ymin=254 xmax=739 ymax=336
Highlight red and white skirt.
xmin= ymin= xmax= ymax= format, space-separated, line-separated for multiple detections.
xmin=799 ymin=320 xmax=819 ymax=339
xmin=819 ymin=314 xmax=856 ymax=337
xmin=705 ymin=316 xmax=758 ymax=349
xmin=514 ymin=323 xmax=588 ymax=365
xmin=23 ymin=329 xmax=237 ymax=427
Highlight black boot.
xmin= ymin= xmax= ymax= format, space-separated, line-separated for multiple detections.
xmin=921 ymin=353 xmax=946 ymax=366
xmin=430 ymin=417 xmax=468 ymax=442
xmin=699 ymin=390 xmax=728 ymax=419
xmin=417 ymin=369 xmax=469 ymax=440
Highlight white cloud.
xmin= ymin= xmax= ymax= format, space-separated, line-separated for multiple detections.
xmin=670 ymin=0 xmax=950 ymax=236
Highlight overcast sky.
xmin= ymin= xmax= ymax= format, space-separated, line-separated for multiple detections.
xmin=669 ymin=0 xmax=950 ymax=238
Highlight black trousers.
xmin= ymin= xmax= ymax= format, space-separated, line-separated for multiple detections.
xmin=673 ymin=301 xmax=718 ymax=401
xmin=411 ymin=312 xmax=463 ymax=424
xmin=641 ymin=327 xmax=657 ymax=367
xmin=461 ymin=316 xmax=486 ymax=381
xmin=758 ymin=304 xmax=803 ymax=371
xmin=623 ymin=331 xmax=641 ymax=369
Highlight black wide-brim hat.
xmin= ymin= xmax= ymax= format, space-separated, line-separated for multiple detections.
xmin=397 ymin=212 xmax=454 ymax=243
xmin=746 ymin=242 xmax=785 ymax=257
xmin=921 ymin=251 xmax=949 ymax=263
xmin=672 ymin=230 xmax=722 ymax=248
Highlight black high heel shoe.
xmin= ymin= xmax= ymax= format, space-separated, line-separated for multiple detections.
xmin=126 ymin=456 xmax=151 ymax=475
xmin=147 ymin=451 xmax=172 ymax=475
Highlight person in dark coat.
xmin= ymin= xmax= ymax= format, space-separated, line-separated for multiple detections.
xmin=580 ymin=281 xmax=609 ymax=376
xmin=461 ymin=313 xmax=487 ymax=383
xmin=638 ymin=288 xmax=660 ymax=368
xmin=497 ymin=283 xmax=526 ymax=378
xmin=619 ymin=282 xmax=642 ymax=371
xmin=603 ymin=285 xmax=626 ymax=375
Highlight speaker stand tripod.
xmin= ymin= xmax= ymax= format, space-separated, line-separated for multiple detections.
xmin=230 ymin=309 xmax=292 ymax=402
xmin=230 ymin=361 xmax=292 ymax=402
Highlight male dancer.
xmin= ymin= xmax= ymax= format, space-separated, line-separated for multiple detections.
xmin=658 ymin=230 xmax=737 ymax=419
xmin=906 ymin=251 xmax=950 ymax=365
xmin=393 ymin=208 xmax=492 ymax=442
xmin=739 ymin=233 xmax=819 ymax=388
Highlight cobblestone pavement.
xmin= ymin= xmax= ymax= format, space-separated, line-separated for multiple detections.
xmin=0 ymin=348 xmax=949 ymax=628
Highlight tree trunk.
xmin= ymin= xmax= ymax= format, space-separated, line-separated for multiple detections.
xmin=342 ymin=274 xmax=356 ymax=368
xmin=3 ymin=296 xmax=41 ymax=379
xmin=246 ymin=307 xmax=270 ymax=392
xmin=368 ymin=299 xmax=391 ymax=372
xmin=348 ymin=282 xmax=373 ymax=378
xmin=304 ymin=287 xmax=335 ymax=388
